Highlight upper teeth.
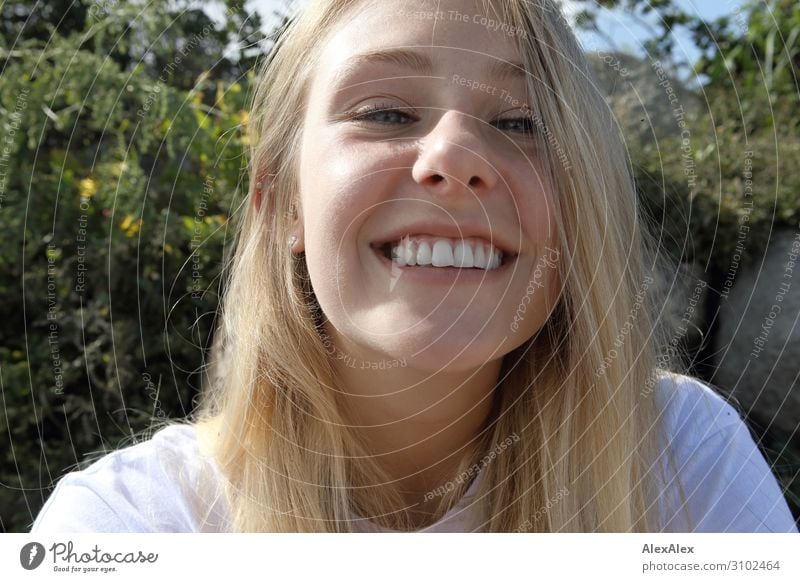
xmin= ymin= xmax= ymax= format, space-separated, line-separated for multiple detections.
xmin=388 ymin=235 xmax=503 ymax=270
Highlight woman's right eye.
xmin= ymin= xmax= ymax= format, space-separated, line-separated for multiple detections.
xmin=348 ymin=102 xmax=416 ymax=125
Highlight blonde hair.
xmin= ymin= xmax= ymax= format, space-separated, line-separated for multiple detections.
xmin=194 ymin=0 xmax=689 ymax=532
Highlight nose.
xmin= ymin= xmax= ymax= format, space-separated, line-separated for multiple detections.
xmin=411 ymin=110 xmax=498 ymax=197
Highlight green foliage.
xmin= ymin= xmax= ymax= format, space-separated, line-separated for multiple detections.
xmin=633 ymin=0 xmax=800 ymax=269
xmin=0 ymin=0 xmax=278 ymax=532
xmin=578 ymin=0 xmax=800 ymax=266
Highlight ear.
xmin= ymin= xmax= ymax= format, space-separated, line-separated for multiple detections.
xmin=289 ymin=199 xmax=305 ymax=253
xmin=252 ymin=169 xmax=270 ymax=213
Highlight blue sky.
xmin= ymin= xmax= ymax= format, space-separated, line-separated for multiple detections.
xmin=567 ymin=0 xmax=749 ymax=63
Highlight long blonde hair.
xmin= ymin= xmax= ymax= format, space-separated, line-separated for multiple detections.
xmin=194 ymin=0 xmax=687 ymax=532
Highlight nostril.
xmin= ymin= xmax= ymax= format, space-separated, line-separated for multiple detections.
xmin=468 ymin=176 xmax=481 ymax=188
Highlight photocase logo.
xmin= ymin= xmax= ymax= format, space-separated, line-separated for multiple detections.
xmin=20 ymin=542 xmax=46 ymax=570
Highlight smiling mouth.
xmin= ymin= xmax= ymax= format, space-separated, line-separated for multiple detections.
xmin=372 ymin=235 xmax=517 ymax=271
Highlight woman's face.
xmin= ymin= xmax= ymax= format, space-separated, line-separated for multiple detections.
xmin=294 ymin=0 xmax=561 ymax=372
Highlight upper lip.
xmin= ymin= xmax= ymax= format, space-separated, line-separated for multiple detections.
xmin=369 ymin=221 xmax=520 ymax=256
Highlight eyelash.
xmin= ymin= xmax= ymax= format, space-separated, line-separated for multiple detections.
xmin=349 ymin=102 xmax=537 ymax=137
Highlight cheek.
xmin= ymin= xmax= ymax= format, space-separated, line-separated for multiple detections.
xmin=534 ymin=198 xmax=562 ymax=313
xmin=300 ymin=142 xmax=362 ymax=247
xmin=299 ymin=129 xmax=411 ymax=250
xmin=506 ymin=256 xmax=562 ymax=345
xmin=503 ymin=155 xmax=559 ymax=248
xmin=298 ymin=138 xmax=393 ymax=310
xmin=524 ymin=179 xmax=559 ymax=244
xmin=299 ymin=133 xmax=395 ymax=227
xmin=506 ymin=182 xmax=562 ymax=339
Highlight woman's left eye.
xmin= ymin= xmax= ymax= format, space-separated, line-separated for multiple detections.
xmin=494 ymin=116 xmax=536 ymax=136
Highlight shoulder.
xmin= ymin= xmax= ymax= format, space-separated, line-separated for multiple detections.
xmin=654 ymin=372 xmax=741 ymax=443
xmin=653 ymin=373 xmax=798 ymax=533
xmin=31 ymin=423 xmax=230 ymax=533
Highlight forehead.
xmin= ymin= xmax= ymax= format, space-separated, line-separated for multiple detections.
xmin=317 ymin=0 xmax=523 ymax=79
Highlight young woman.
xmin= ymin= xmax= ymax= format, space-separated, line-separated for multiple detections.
xmin=32 ymin=0 xmax=797 ymax=533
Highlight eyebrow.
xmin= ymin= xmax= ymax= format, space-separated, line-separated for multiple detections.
xmin=333 ymin=48 xmax=527 ymax=84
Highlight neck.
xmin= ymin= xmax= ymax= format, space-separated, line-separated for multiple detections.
xmin=327 ymin=326 xmax=502 ymax=502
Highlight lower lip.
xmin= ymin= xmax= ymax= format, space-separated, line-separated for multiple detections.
xmin=370 ymin=246 xmax=517 ymax=284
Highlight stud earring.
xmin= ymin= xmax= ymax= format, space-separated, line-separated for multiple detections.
xmin=287 ymin=234 xmax=298 ymax=248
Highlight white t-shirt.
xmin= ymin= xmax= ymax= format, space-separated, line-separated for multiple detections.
xmin=30 ymin=374 xmax=798 ymax=533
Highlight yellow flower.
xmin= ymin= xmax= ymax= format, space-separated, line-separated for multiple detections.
xmin=79 ymin=178 xmax=98 ymax=198
xmin=120 ymin=214 xmax=143 ymax=237
xmin=127 ymin=219 xmax=143 ymax=237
